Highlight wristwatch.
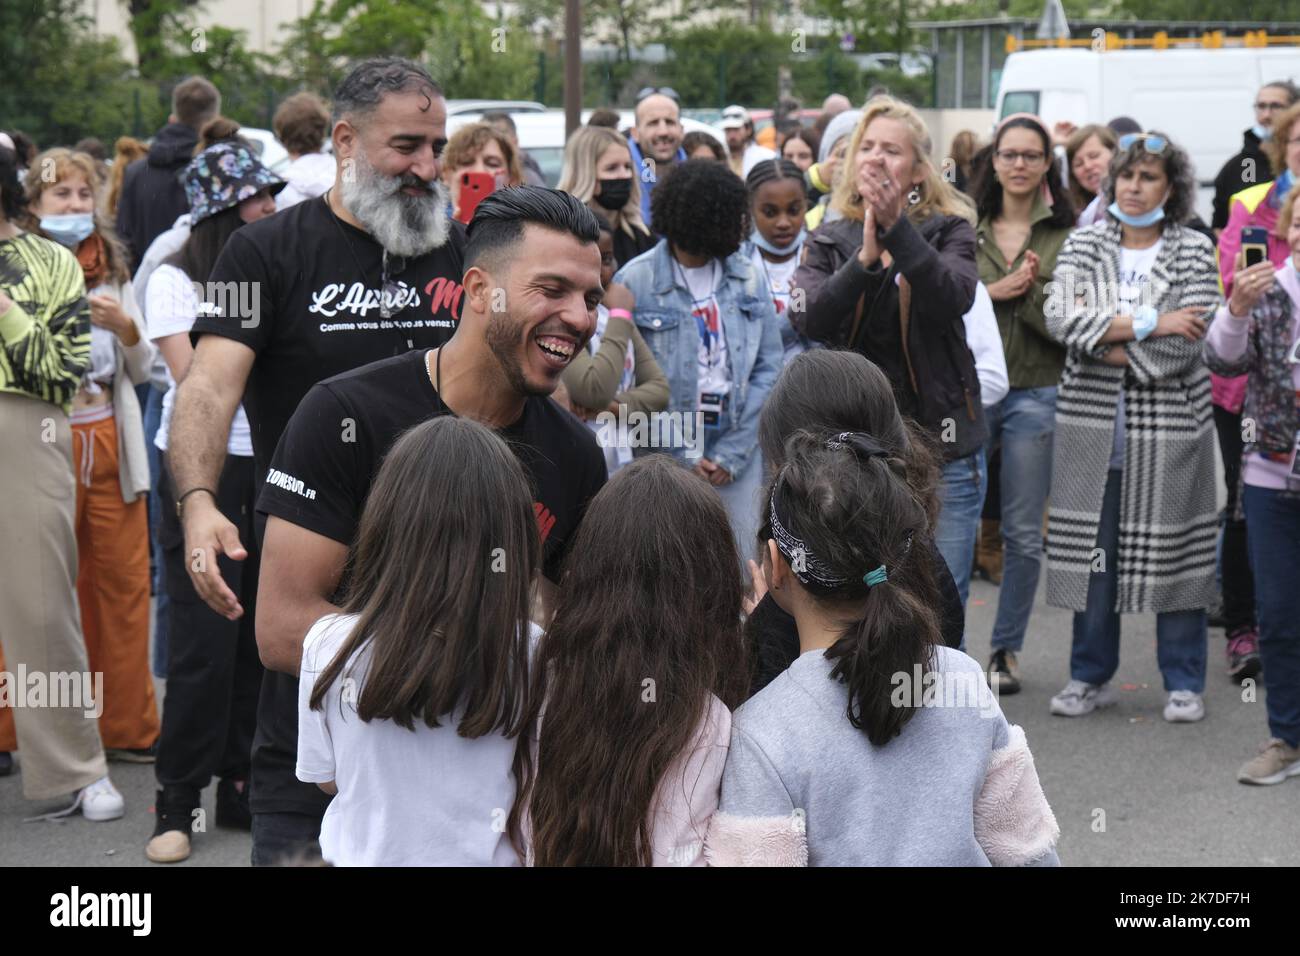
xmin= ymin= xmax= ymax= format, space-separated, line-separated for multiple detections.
xmin=1132 ymin=305 xmax=1158 ymax=341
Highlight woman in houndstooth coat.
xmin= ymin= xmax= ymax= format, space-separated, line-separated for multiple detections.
xmin=1042 ymin=131 xmax=1220 ymax=722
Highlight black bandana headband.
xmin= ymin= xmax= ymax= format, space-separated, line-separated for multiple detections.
xmin=768 ymin=433 xmax=914 ymax=593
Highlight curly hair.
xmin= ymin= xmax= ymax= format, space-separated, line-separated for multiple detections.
xmin=1103 ymin=130 xmax=1197 ymax=226
xmin=443 ymin=122 xmax=524 ymax=188
xmin=649 ymin=158 xmax=749 ymax=258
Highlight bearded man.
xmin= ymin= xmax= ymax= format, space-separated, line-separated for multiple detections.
xmin=166 ymin=57 xmax=467 ymax=865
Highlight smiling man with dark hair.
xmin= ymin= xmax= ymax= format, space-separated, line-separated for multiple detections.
xmin=165 ymin=56 xmax=470 ymax=867
xmin=254 ymin=185 xmax=608 ymax=861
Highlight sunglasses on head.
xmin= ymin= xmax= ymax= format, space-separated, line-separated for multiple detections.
xmin=636 ymin=86 xmax=680 ymax=104
xmin=1118 ymin=132 xmax=1169 ymax=155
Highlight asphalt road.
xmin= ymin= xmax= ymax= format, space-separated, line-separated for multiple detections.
xmin=2 ymin=580 xmax=1296 ymax=867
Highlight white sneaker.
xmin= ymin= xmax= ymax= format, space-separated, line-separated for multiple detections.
xmin=22 ymin=775 xmax=125 ymax=823
xmin=1049 ymin=679 xmax=1118 ymax=717
xmin=1163 ymin=690 xmax=1205 ymax=723
xmin=74 ymin=776 xmax=125 ymax=821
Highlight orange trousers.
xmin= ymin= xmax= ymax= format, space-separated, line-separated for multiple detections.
xmin=1 ymin=409 xmax=159 ymax=752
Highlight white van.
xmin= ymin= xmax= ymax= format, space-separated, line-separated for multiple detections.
xmin=994 ymin=46 xmax=1300 ymax=219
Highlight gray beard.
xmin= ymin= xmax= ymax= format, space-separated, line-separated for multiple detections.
xmin=340 ymin=151 xmax=451 ymax=258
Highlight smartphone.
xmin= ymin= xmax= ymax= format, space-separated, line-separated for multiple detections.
xmin=1241 ymin=226 xmax=1270 ymax=268
xmin=456 ymin=171 xmax=497 ymax=225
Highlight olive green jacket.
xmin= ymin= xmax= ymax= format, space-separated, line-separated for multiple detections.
xmin=975 ymin=195 xmax=1071 ymax=389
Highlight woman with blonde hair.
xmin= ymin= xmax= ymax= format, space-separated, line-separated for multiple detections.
xmin=106 ymin=137 xmax=149 ymax=222
xmin=791 ymin=96 xmax=987 ymax=634
xmin=24 ymin=147 xmax=159 ymax=761
xmin=558 ymin=124 xmax=655 ymax=268
xmin=441 ymin=122 xmax=524 ymax=222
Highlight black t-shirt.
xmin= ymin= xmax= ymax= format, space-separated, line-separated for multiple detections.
xmin=192 ymin=195 xmax=468 ymax=478
xmin=251 ymin=349 xmax=608 ymax=815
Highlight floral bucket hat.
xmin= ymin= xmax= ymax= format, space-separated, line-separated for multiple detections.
xmin=183 ymin=139 xmax=286 ymax=225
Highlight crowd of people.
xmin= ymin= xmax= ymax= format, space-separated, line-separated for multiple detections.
xmin=0 ymin=54 xmax=1296 ymax=868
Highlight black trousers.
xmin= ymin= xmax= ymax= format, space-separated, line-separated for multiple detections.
xmin=1213 ymin=405 xmax=1256 ymax=633
xmin=154 ymin=454 xmax=264 ymax=796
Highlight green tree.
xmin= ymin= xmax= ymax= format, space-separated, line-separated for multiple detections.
xmin=658 ymin=19 xmax=792 ymax=109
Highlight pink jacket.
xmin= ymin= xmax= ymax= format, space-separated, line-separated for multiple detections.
xmin=1214 ymin=181 xmax=1290 ymax=412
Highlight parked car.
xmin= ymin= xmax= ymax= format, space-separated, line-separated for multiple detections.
xmin=445 ymin=99 xmax=546 ymax=116
xmin=447 ymin=109 xmax=729 ymax=186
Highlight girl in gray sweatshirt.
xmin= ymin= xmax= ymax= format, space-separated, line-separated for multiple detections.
xmin=706 ymin=431 xmax=1060 ymax=866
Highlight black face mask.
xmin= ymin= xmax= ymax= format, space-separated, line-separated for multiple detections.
xmin=594 ymin=177 xmax=633 ymax=210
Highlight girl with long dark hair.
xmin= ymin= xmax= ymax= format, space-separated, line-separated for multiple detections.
xmin=519 ymin=455 xmax=749 ymax=866
xmin=300 ymin=416 xmax=540 ymax=865
xmin=744 ymin=349 xmax=964 ymax=696
xmin=706 ymin=431 xmax=1060 ymax=867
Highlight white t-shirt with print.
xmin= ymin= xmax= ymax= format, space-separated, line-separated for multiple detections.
xmin=1111 ymin=240 xmax=1162 ymax=470
xmin=296 ymin=612 xmax=542 ymax=867
xmin=146 ymin=263 xmax=253 ymax=457
xmin=679 ymin=261 xmax=731 ymax=406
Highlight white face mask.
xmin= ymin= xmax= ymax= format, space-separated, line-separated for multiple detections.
xmin=40 ymin=212 xmax=95 ymax=247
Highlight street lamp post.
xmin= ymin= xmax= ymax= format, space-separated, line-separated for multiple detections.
xmin=565 ymin=0 xmax=582 ymax=137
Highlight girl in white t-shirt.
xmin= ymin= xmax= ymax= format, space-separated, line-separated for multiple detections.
xmin=516 ymin=454 xmax=748 ymax=866
xmin=298 ymin=416 xmax=541 ymax=866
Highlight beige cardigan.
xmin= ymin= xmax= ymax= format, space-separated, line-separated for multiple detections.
xmin=86 ymin=278 xmax=154 ymax=502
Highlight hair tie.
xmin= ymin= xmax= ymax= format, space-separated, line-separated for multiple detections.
xmin=863 ymin=565 xmax=889 ymax=587
xmin=825 ymin=431 xmax=890 ymax=462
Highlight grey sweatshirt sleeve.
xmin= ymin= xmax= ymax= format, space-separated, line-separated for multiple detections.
xmin=705 ymin=725 xmax=808 ymax=866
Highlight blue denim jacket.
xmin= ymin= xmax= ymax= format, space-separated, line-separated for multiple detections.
xmin=613 ymin=239 xmax=784 ymax=477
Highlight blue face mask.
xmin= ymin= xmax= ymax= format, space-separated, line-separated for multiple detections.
xmin=1108 ymin=191 xmax=1169 ymax=228
xmin=751 ymin=227 xmax=806 ymax=257
xmin=40 ymin=213 xmax=95 ymax=247
xmin=1253 ymin=124 xmax=1272 ymax=142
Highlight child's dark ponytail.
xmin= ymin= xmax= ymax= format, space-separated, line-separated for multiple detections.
xmin=764 ymin=430 xmax=941 ymax=745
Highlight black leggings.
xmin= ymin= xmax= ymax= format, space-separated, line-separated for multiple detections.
xmin=1213 ymin=405 xmax=1256 ymax=634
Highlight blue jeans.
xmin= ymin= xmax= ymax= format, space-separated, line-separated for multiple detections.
xmin=1071 ymin=469 xmax=1207 ymax=692
xmin=703 ymin=402 xmax=766 ymax=570
xmin=986 ymin=387 xmax=1056 ymax=653
xmin=1243 ymin=485 xmax=1300 ymax=747
xmin=933 ymin=448 xmax=988 ymax=648
xmin=142 ymin=383 xmax=169 ymax=678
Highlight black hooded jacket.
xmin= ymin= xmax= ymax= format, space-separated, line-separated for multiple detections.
xmin=1212 ymin=127 xmax=1271 ymax=231
xmin=116 ymin=122 xmax=199 ymax=270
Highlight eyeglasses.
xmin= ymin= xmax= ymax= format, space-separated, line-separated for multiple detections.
xmin=1256 ymin=101 xmax=1289 ymax=112
xmin=636 ymin=86 xmax=680 ymax=104
xmin=1118 ymin=132 xmax=1169 ymax=154
xmin=994 ymin=149 xmax=1047 ymax=167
